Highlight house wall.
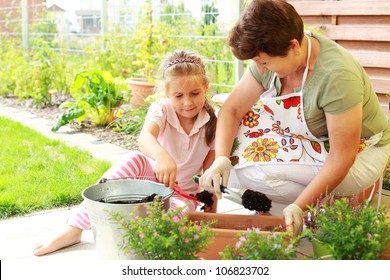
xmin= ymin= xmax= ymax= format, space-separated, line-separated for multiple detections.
xmin=0 ymin=0 xmax=44 ymax=32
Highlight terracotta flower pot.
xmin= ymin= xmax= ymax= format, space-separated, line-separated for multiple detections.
xmin=187 ymin=212 xmax=285 ymax=260
xmin=126 ymin=78 xmax=155 ymax=108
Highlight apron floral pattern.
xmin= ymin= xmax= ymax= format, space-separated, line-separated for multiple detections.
xmin=230 ymin=35 xmax=371 ymax=169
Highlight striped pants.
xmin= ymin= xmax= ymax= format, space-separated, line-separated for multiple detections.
xmin=67 ymin=151 xmax=198 ymax=230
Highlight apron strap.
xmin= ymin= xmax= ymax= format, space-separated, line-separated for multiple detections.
xmin=301 ymin=34 xmax=312 ymax=88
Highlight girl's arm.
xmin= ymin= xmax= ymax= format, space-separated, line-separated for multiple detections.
xmin=138 ymin=121 xmax=177 ymax=189
xmin=202 ymin=149 xmax=215 ymax=172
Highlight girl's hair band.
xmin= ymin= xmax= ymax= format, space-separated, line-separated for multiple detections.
xmin=164 ymin=58 xmax=199 ymax=71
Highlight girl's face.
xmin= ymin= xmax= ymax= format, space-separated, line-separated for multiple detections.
xmin=166 ymin=75 xmax=208 ymax=121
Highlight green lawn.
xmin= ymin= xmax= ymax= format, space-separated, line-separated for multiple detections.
xmin=0 ymin=116 xmax=111 ymax=219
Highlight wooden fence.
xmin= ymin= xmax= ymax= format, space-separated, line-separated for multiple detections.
xmin=289 ymin=0 xmax=390 ymax=115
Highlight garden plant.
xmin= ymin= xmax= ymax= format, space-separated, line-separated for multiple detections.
xmin=304 ymin=196 xmax=390 ymax=260
xmin=112 ymin=198 xmax=216 ymax=260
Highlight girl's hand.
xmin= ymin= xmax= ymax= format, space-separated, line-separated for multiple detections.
xmin=154 ymin=153 xmax=177 ymax=189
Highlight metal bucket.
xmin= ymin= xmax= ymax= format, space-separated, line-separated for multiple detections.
xmin=82 ymin=178 xmax=173 ymax=259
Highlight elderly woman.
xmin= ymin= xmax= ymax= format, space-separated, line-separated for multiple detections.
xmin=200 ymin=0 xmax=389 ymax=236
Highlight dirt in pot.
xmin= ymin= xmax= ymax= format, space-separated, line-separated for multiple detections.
xmin=98 ymin=193 xmax=158 ymax=204
xmin=241 ymin=190 xmax=272 ymax=212
xmin=191 ymin=190 xmax=214 ymax=211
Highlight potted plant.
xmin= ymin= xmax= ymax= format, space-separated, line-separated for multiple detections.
xmin=51 ymin=70 xmax=127 ymax=132
xmin=124 ymin=0 xmax=172 ymax=108
xmin=187 ymin=212 xmax=287 ymax=259
xmin=304 ymin=196 xmax=390 ymax=260
xmin=220 ymin=227 xmax=299 ymax=260
xmin=112 ymin=198 xmax=216 ymax=260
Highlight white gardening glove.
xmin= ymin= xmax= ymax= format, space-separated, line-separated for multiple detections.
xmin=199 ymin=156 xmax=231 ymax=199
xmin=283 ymin=204 xmax=304 ymax=237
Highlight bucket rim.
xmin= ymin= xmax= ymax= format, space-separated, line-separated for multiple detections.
xmin=81 ymin=178 xmax=173 ymax=205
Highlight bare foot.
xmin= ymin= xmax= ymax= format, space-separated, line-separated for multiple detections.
xmin=33 ymin=225 xmax=82 ymax=256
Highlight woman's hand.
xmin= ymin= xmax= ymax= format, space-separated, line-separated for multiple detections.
xmin=154 ymin=152 xmax=177 ymax=189
xmin=200 ymin=156 xmax=231 ymax=199
xmin=283 ymin=204 xmax=304 ymax=237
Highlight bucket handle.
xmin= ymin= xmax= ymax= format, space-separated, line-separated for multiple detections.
xmin=98 ymin=176 xmax=158 ymax=184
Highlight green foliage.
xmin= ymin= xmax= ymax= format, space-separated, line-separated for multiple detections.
xmin=52 ymin=70 xmax=127 ymax=132
xmin=112 ymin=198 xmax=216 ymax=260
xmin=127 ymin=0 xmax=173 ymax=81
xmin=0 ymin=34 xmax=23 ymax=97
xmin=0 ymin=116 xmax=111 ymax=219
xmin=0 ymin=1 xmax=237 ymax=132
xmin=29 ymin=17 xmax=59 ymax=47
xmin=108 ymin=92 xmax=162 ymax=135
xmin=384 ymin=160 xmax=390 ymax=191
xmin=221 ymin=228 xmax=299 ymax=260
xmin=13 ymin=39 xmax=69 ymax=106
xmin=304 ymin=197 xmax=390 ymax=260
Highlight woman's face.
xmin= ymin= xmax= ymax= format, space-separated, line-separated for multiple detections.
xmin=166 ymin=75 xmax=208 ymax=121
xmin=252 ymin=39 xmax=302 ymax=78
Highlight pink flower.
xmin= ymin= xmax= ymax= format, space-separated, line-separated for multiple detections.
xmin=139 ymin=233 xmax=144 ymax=239
xmin=153 ymin=231 xmax=158 ymax=236
xmin=194 ymin=235 xmax=199 ymax=240
xmin=172 ymin=216 xmax=180 ymax=223
xmin=184 ymin=238 xmax=189 ymax=243
xmin=180 ymin=227 xmax=186 ymax=232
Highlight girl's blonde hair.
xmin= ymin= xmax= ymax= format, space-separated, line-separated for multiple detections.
xmin=158 ymin=50 xmax=216 ymax=146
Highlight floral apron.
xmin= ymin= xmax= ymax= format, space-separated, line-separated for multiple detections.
xmin=231 ymin=35 xmax=375 ymax=169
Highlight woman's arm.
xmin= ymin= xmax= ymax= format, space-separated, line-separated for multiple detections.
xmin=138 ymin=121 xmax=177 ymax=188
xmin=294 ymin=102 xmax=363 ymax=210
xmin=215 ymin=69 xmax=265 ymax=158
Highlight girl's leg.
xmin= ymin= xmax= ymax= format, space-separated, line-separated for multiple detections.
xmin=101 ymin=151 xmax=155 ymax=180
xmin=32 ymin=225 xmax=83 ymax=256
xmin=169 ymin=193 xmax=199 ymax=217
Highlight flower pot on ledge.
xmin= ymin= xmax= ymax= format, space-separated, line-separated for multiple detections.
xmin=126 ymin=78 xmax=155 ymax=108
xmin=187 ymin=212 xmax=286 ymax=260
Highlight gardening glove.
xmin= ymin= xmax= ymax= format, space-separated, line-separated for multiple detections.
xmin=283 ymin=203 xmax=304 ymax=237
xmin=199 ymin=156 xmax=231 ymax=199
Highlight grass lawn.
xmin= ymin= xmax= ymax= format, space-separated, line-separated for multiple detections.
xmin=0 ymin=116 xmax=112 ymax=219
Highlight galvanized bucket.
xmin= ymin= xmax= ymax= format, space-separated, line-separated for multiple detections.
xmin=82 ymin=178 xmax=173 ymax=259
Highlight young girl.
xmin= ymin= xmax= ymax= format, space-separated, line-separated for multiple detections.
xmin=33 ymin=50 xmax=217 ymax=256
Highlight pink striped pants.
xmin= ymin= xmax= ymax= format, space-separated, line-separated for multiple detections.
xmin=67 ymin=151 xmax=198 ymax=230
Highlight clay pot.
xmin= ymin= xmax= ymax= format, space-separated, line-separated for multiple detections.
xmin=187 ymin=212 xmax=285 ymax=260
xmin=126 ymin=78 xmax=155 ymax=108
